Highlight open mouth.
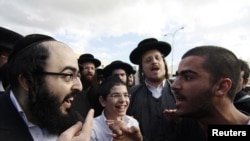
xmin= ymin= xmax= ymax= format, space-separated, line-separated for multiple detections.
xmin=63 ymin=93 xmax=77 ymax=109
xmin=115 ymin=105 xmax=127 ymax=111
xmin=65 ymin=97 xmax=73 ymax=103
xmin=151 ymin=66 xmax=159 ymax=71
xmin=63 ymin=97 xmax=73 ymax=109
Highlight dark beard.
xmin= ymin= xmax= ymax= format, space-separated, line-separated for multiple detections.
xmin=81 ymin=73 xmax=98 ymax=91
xmin=28 ymin=84 xmax=84 ymax=135
xmin=184 ymin=87 xmax=214 ymax=119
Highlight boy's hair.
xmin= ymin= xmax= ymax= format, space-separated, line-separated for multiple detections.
xmin=98 ymin=75 xmax=127 ymax=99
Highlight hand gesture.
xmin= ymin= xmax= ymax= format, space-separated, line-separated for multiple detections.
xmin=57 ymin=109 xmax=94 ymax=141
xmin=107 ymin=120 xmax=143 ymax=141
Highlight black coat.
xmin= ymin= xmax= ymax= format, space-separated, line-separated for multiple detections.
xmin=72 ymin=85 xmax=103 ymax=118
xmin=127 ymin=81 xmax=176 ymax=141
xmin=0 ymin=91 xmax=33 ymax=141
xmin=234 ymin=90 xmax=250 ymax=115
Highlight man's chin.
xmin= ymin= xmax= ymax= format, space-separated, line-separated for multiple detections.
xmin=86 ymin=76 xmax=93 ymax=81
xmin=46 ymin=110 xmax=83 ymax=135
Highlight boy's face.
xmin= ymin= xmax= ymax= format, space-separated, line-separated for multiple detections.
xmin=100 ymin=85 xmax=130 ymax=120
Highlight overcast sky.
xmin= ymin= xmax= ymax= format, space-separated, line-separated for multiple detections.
xmin=1 ymin=0 xmax=250 ymax=73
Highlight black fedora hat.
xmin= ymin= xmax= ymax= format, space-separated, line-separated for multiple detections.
xmin=103 ymin=60 xmax=133 ymax=77
xmin=78 ymin=53 xmax=101 ymax=67
xmin=0 ymin=27 xmax=23 ymax=50
xmin=129 ymin=38 xmax=171 ymax=64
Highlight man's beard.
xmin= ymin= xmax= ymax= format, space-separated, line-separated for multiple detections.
xmin=82 ymin=73 xmax=94 ymax=82
xmin=81 ymin=73 xmax=97 ymax=90
xmin=28 ymin=83 xmax=83 ymax=135
xmin=183 ymin=87 xmax=214 ymax=119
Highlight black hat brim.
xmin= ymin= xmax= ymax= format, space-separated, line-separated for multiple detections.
xmin=78 ymin=58 xmax=101 ymax=67
xmin=130 ymin=41 xmax=171 ymax=65
xmin=103 ymin=62 xmax=133 ymax=77
xmin=0 ymin=27 xmax=23 ymax=50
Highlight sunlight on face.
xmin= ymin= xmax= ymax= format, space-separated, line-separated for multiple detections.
xmin=103 ymin=85 xmax=130 ymax=120
xmin=43 ymin=41 xmax=82 ymax=114
xmin=171 ymin=56 xmax=213 ymax=118
xmin=112 ymin=69 xmax=127 ymax=83
xmin=142 ymin=49 xmax=166 ymax=82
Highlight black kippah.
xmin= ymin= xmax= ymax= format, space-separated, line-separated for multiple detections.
xmin=8 ymin=34 xmax=55 ymax=62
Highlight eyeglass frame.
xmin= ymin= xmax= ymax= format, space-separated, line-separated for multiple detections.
xmin=108 ymin=92 xmax=131 ymax=99
xmin=39 ymin=71 xmax=81 ymax=82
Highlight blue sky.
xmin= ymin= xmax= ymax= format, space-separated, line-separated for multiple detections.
xmin=1 ymin=0 xmax=250 ymax=74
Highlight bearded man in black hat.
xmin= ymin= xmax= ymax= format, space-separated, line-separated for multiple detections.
xmin=72 ymin=54 xmax=103 ymax=117
xmin=127 ymin=38 xmax=177 ymax=141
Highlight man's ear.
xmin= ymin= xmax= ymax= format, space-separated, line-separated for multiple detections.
xmin=18 ymin=74 xmax=29 ymax=91
xmin=99 ymin=96 xmax=106 ymax=107
xmin=215 ymin=78 xmax=232 ymax=96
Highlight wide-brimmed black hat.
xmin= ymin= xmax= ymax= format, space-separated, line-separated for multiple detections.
xmin=78 ymin=54 xmax=101 ymax=67
xmin=129 ymin=38 xmax=171 ymax=64
xmin=103 ymin=60 xmax=133 ymax=77
xmin=0 ymin=27 xmax=23 ymax=50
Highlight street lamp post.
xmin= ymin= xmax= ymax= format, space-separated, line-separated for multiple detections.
xmin=164 ymin=26 xmax=184 ymax=77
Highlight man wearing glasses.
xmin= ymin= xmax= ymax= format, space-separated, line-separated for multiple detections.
xmin=0 ymin=34 xmax=94 ymax=141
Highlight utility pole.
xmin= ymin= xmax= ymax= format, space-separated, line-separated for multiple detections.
xmin=164 ymin=26 xmax=184 ymax=77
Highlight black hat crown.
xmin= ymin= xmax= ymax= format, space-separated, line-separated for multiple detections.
xmin=103 ymin=60 xmax=133 ymax=77
xmin=78 ymin=53 xmax=101 ymax=67
xmin=129 ymin=38 xmax=171 ymax=64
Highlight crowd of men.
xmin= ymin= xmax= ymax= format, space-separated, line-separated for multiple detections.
xmin=0 ymin=26 xmax=250 ymax=141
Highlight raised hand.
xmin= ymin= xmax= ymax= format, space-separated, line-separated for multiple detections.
xmin=57 ymin=109 xmax=94 ymax=141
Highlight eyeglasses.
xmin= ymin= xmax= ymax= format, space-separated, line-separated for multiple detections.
xmin=40 ymin=71 xmax=81 ymax=82
xmin=108 ymin=93 xmax=131 ymax=99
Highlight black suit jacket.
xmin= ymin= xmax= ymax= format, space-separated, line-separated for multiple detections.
xmin=127 ymin=81 xmax=177 ymax=141
xmin=0 ymin=91 xmax=33 ymax=141
xmin=234 ymin=90 xmax=250 ymax=115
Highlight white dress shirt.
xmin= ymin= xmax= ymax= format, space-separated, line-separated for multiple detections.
xmin=145 ymin=79 xmax=166 ymax=98
xmin=91 ymin=111 xmax=139 ymax=141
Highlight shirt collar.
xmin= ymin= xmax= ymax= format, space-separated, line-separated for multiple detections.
xmin=10 ymin=91 xmax=36 ymax=128
xmin=145 ymin=78 xmax=166 ymax=89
